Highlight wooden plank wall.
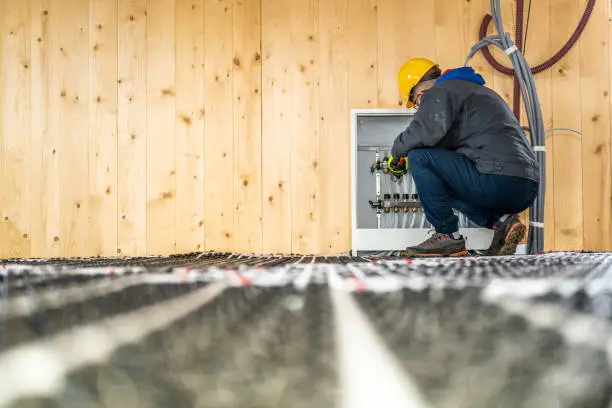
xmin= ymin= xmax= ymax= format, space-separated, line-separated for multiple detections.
xmin=0 ymin=0 xmax=611 ymax=257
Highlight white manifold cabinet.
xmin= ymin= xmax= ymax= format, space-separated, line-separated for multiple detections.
xmin=350 ymin=108 xmax=495 ymax=256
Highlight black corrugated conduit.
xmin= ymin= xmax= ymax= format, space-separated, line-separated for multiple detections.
xmin=465 ymin=0 xmax=594 ymax=255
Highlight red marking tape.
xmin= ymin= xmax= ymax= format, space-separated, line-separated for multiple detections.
xmin=179 ymin=269 xmax=190 ymax=284
xmin=348 ymin=275 xmax=366 ymax=293
xmin=238 ymin=273 xmax=252 ymax=286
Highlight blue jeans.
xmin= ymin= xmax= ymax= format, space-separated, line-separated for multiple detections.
xmin=407 ymin=148 xmax=538 ymax=234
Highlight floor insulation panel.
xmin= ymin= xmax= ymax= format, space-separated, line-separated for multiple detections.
xmin=1 ymin=252 xmax=612 ymax=407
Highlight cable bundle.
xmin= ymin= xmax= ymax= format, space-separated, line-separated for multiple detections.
xmin=465 ymin=0 xmax=545 ymax=255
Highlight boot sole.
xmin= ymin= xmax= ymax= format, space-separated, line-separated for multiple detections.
xmin=405 ymin=249 xmax=468 ymax=258
xmin=498 ymin=223 xmax=526 ymax=256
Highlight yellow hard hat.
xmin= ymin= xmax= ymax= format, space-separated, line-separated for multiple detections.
xmin=398 ymin=57 xmax=438 ymax=107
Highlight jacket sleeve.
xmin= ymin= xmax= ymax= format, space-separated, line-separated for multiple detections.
xmin=390 ymin=87 xmax=462 ymax=158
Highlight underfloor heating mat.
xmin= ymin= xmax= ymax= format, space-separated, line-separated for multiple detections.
xmin=1 ymin=251 xmax=612 ymax=408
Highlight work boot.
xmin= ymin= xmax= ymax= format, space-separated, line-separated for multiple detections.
xmin=404 ymin=231 xmax=467 ymax=258
xmin=486 ymin=215 xmax=526 ymax=256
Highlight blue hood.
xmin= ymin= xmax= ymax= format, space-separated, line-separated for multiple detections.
xmin=434 ymin=66 xmax=486 ymax=86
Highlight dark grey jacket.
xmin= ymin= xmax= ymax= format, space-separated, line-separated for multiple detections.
xmin=391 ymin=76 xmax=540 ymax=183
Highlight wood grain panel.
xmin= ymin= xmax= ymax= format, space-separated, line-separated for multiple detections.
xmin=434 ymin=0 xmax=466 ymax=68
xmin=347 ymin=0 xmax=377 ymax=109
xmin=580 ymin=0 xmax=611 ymax=250
xmin=406 ymin=1 xmax=436 ymax=62
xmin=551 ymin=0 xmax=584 ymax=250
xmin=609 ymin=0 xmax=612 ymax=251
xmin=376 ymin=0 xmax=406 ymax=108
xmin=232 ymin=0 xmax=262 ymax=253
xmin=463 ymin=0 xmax=494 ymax=81
xmin=203 ymin=0 xmax=234 ymax=251
xmin=117 ymin=0 xmax=147 ymax=256
xmin=1 ymin=0 xmax=612 ymax=258
xmin=147 ymin=0 xmax=176 ymax=255
xmin=526 ymin=0 xmax=554 ymax=251
xmin=289 ymin=0 xmax=320 ymax=254
xmin=0 ymin=0 xmax=31 ymax=257
xmin=58 ymin=0 xmax=89 ymax=257
xmin=29 ymin=0 xmax=61 ymax=258
xmin=175 ymin=0 xmax=205 ymax=253
xmin=319 ymin=0 xmax=349 ymax=254
xmin=261 ymin=0 xmax=292 ymax=254
xmin=0 ymin=0 xmax=4 ymax=254
xmin=89 ymin=0 xmax=118 ymax=257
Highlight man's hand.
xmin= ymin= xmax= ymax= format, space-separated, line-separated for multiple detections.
xmin=388 ymin=155 xmax=408 ymax=177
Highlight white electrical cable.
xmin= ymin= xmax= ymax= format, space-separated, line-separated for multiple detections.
xmin=328 ymin=267 xmax=432 ymax=408
xmin=402 ymin=176 xmax=409 ymax=228
xmin=392 ymin=180 xmax=400 ymax=229
xmin=410 ymin=212 xmax=417 ymax=229
xmin=404 ymin=173 xmax=410 ymax=229
xmin=2 ymin=275 xmax=145 ymax=319
xmin=410 ymin=177 xmax=418 ymax=228
xmin=0 ymin=283 xmax=227 ymax=408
